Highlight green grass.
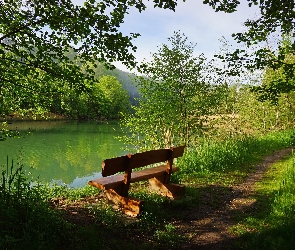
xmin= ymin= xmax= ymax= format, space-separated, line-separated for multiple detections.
xmin=0 ymin=158 xmax=72 ymax=249
xmin=1 ymin=129 xmax=295 ymax=249
xmin=177 ymin=129 xmax=295 ymax=186
xmin=229 ymin=151 xmax=295 ymax=249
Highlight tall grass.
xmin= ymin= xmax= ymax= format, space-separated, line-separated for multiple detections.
xmin=178 ymin=129 xmax=295 ymax=174
xmin=0 ymin=158 xmax=71 ymax=249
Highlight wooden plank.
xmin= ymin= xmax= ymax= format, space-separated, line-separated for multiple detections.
xmin=102 ymin=155 xmax=130 ymax=177
xmin=172 ymin=145 xmax=185 ymax=158
xmin=130 ymin=149 xmax=170 ymax=169
xmin=101 ymin=147 xmax=185 ymax=177
xmin=130 ymin=165 xmax=178 ymax=182
xmin=88 ymin=175 xmax=123 ymax=190
xmin=88 ymin=165 xmax=179 ymax=190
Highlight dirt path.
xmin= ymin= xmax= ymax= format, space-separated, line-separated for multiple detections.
xmin=53 ymin=147 xmax=294 ymax=249
xmin=176 ymin=147 xmax=294 ymax=250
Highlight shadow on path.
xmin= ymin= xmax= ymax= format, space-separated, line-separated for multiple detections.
xmin=176 ymin=147 xmax=294 ymax=250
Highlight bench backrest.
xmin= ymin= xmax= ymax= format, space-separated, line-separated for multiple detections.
xmin=101 ymin=146 xmax=185 ymax=177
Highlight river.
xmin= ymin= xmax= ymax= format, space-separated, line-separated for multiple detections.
xmin=0 ymin=120 xmax=127 ymax=188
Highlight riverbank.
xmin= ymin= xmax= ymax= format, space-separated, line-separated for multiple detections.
xmin=0 ymin=112 xmax=69 ymax=122
xmin=1 ymin=129 xmax=295 ymax=249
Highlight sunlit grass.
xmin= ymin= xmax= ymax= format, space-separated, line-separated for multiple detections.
xmin=229 ymin=151 xmax=295 ymax=249
xmin=177 ymin=129 xmax=295 ymax=187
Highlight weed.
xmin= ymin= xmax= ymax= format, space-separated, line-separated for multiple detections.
xmin=154 ymin=223 xmax=184 ymax=248
xmin=178 ymin=129 xmax=295 ymax=184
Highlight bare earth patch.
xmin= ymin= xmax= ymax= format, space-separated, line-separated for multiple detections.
xmin=176 ymin=147 xmax=294 ymax=249
xmin=51 ymin=147 xmax=294 ymax=249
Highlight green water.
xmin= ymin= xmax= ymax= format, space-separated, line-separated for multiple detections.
xmin=0 ymin=120 xmax=127 ymax=187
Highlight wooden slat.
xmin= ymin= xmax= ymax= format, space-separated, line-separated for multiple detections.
xmin=88 ymin=165 xmax=179 ymax=190
xmin=102 ymin=155 xmax=130 ymax=177
xmin=130 ymin=165 xmax=179 ymax=182
xmin=130 ymin=149 xmax=170 ymax=169
xmin=88 ymin=174 xmax=123 ymax=190
xmin=101 ymin=147 xmax=185 ymax=177
xmin=172 ymin=145 xmax=185 ymax=158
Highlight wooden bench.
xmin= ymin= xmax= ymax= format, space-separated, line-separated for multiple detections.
xmin=88 ymin=146 xmax=185 ymax=216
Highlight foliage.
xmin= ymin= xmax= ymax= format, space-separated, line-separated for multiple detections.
xmin=151 ymin=1 xmax=295 ymax=102
xmin=209 ymin=1 xmax=295 ymax=101
xmin=234 ymin=85 xmax=295 ymax=133
xmin=209 ymin=82 xmax=295 ymax=137
xmin=96 ymin=75 xmax=130 ymax=118
xmin=92 ymin=63 xmax=140 ymax=106
xmin=53 ymin=75 xmax=130 ymax=120
xmin=1 ymin=0 xmax=294 ymax=117
xmin=0 ymin=65 xmax=134 ymax=123
xmin=119 ymin=32 xmax=224 ymax=150
xmin=0 ymin=0 xmax=144 ymax=119
xmin=253 ymin=36 xmax=295 ymax=103
xmin=0 ymin=121 xmax=21 ymax=141
xmin=0 ymin=0 xmax=141 ymax=90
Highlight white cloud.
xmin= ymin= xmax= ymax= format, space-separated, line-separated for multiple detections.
xmin=113 ymin=1 xmax=260 ymax=72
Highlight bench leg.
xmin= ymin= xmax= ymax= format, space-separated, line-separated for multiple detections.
xmin=148 ymin=177 xmax=185 ymax=199
xmin=105 ymin=189 xmax=144 ymax=217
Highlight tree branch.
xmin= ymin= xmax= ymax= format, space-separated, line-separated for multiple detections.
xmin=0 ymin=76 xmax=62 ymax=95
xmin=0 ymin=17 xmax=47 ymax=43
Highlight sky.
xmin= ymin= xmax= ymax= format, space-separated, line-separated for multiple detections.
xmin=112 ymin=0 xmax=260 ymax=72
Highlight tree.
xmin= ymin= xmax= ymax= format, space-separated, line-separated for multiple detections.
xmin=119 ymin=32 xmax=223 ymax=150
xmin=203 ymin=0 xmax=295 ymax=101
xmin=50 ymin=76 xmax=129 ymax=120
xmin=158 ymin=1 xmax=295 ymax=103
xmin=96 ymin=75 xmax=130 ymax=119
xmin=0 ymin=0 xmax=139 ymax=109
xmin=119 ymin=0 xmax=295 ymax=103
xmin=233 ymin=84 xmax=295 ymax=133
xmin=254 ymin=36 xmax=295 ymax=103
xmin=1 ymin=0 xmax=294 ymax=117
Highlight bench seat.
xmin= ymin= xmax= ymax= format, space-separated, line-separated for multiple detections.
xmin=89 ymin=165 xmax=179 ymax=190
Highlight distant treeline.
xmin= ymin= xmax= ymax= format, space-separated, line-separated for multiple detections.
xmin=0 ymin=61 xmax=140 ymax=121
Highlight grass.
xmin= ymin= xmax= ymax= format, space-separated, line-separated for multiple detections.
xmin=177 ymin=129 xmax=295 ymax=186
xmin=229 ymin=151 xmax=295 ymax=249
xmin=1 ymin=129 xmax=295 ymax=249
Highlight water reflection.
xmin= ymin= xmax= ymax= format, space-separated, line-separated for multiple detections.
xmin=0 ymin=120 xmax=126 ymax=187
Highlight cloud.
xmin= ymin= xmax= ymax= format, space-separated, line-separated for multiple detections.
xmin=114 ymin=1 xmax=260 ymax=71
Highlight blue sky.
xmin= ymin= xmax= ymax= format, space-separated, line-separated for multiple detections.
xmin=113 ymin=1 xmax=259 ymax=72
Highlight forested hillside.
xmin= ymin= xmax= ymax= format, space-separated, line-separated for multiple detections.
xmin=0 ymin=59 xmax=139 ymax=121
xmin=92 ymin=63 xmax=140 ymax=106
